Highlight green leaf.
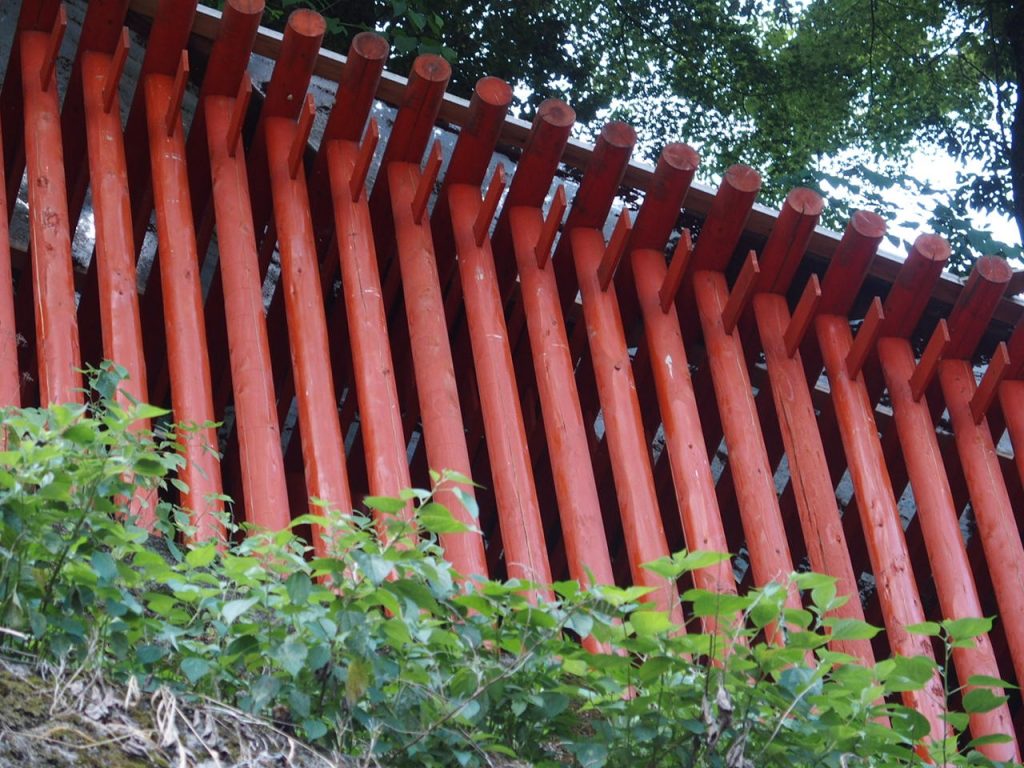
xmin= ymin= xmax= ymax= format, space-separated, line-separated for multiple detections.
xmin=222 ymin=597 xmax=260 ymax=625
xmin=132 ymin=403 xmax=171 ymax=421
xmin=905 ymin=621 xmax=941 ymax=637
xmin=181 ymin=657 xmax=212 ymax=683
xmin=63 ymin=423 xmax=96 ymax=444
xmin=276 ymin=638 xmax=308 ymax=678
xmin=967 ymin=733 xmax=1014 ymax=748
xmin=419 ymin=502 xmax=472 ymax=534
xmin=285 ymin=572 xmax=313 ymax=605
xmin=185 ymin=543 xmax=217 ymax=568
xmin=631 ymin=609 xmax=674 ymax=637
xmin=962 ymin=688 xmax=1008 ymax=714
xmin=568 ymin=741 xmax=608 ymax=767
xmin=91 ymin=551 xmax=118 ymax=583
xmin=137 ymin=644 xmax=167 ymax=665
xmin=364 ymin=495 xmax=407 ymax=513
xmin=943 ymin=616 xmax=993 ymax=642
xmin=301 ymin=719 xmax=328 ymax=740
xmin=967 ymin=674 xmax=1017 ymax=690
xmin=346 ymin=658 xmax=372 ymax=705
xmin=823 ymin=617 xmax=881 ymax=642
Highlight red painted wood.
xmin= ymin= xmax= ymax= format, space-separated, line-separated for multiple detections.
xmin=265 ymin=114 xmax=353 ymax=552
xmin=508 ymin=206 xmax=615 ymax=595
xmin=325 ymin=139 xmax=411 ymax=508
xmin=571 ymin=227 xmax=682 ymax=622
xmin=388 ymin=161 xmax=490 ymax=579
xmin=633 ymin=248 xmax=734 ymax=606
xmin=940 ymin=358 xmax=1024 ymax=689
xmin=693 ymin=268 xmax=800 ymax=613
xmin=754 ymin=292 xmax=872 ymax=662
xmin=204 ymin=93 xmax=292 ymax=533
xmin=144 ymin=71 xmax=224 ymax=540
xmin=880 ymin=337 xmax=1018 ymax=760
xmin=20 ymin=28 xmax=83 ymax=406
xmin=450 ymin=184 xmax=553 ymax=589
xmin=816 ymin=312 xmax=946 ymax=740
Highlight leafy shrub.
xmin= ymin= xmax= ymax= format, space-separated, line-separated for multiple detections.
xmin=0 ymin=375 xmax=1020 ymax=767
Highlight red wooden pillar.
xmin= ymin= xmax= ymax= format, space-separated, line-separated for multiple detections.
xmin=204 ymin=92 xmax=292 ymax=534
xmin=940 ymin=358 xmax=1024 ymax=689
xmin=692 ymin=267 xmax=800 ymax=607
xmin=144 ymin=63 xmax=224 ymax=540
xmin=1 ymin=0 xmax=63 ymax=221
xmin=571 ymin=227 xmax=682 ymax=622
xmin=82 ymin=46 xmax=150 ymax=410
xmin=387 ymin=160 xmax=491 ymax=580
xmin=816 ymin=313 xmax=946 ymax=740
xmin=633 ymin=248 xmax=735 ymax=601
xmin=324 ymin=136 xmax=412 ymax=509
xmin=81 ymin=42 xmax=160 ymax=527
xmin=753 ymin=291 xmax=874 ymax=662
xmin=20 ymin=17 xmax=84 ymax=405
xmin=0 ymin=121 xmax=20 ymax=411
xmin=880 ymin=338 xmax=1018 ymax=760
xmin=265 ymin=112 xmax=354 ymax=551
xmin=450 ymin=182 xmax=553 ymax=590
xmin=626 ymin=144 xmax=735 ymax=606
xmin=508 ymin=205 xmax=615 ymax=594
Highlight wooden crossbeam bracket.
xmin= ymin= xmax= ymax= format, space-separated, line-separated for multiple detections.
xmin=845 ymin=297 xmax=884 ymax=379
xmin=226 ymin=76 xmax=253 ymax=158
xmin=165 ymin=51 xmax=190 ymax=137
xmin=659 ymin=228 xmax=692 ymax=313
xmin=288 ymin=93 xmax=316 ymax=179
xmin=349 ymin=118 xmax=380 ymax=201
xmin=971 ymin=341 xmax=1010 ymax=424
xmin=783 ymin=273 xmax=822 ymax=357
xmin=39 ymin=4 xmax=68 ymax=91
xmin=102 ymin=28 xmax=131 ymax=114
xmin=908 ymin=319 xmax=950 ymax=402
xmin=597 ymin=209 xmax=633 ymax=291
xmin=412 ymin=140 xmax=443 ymax=225
xmin=721 ymin=250 xmax=759 ymax=334
xmin=473 ymin=164 xmax=507 ymax=246
xmin=535 ymin=185 xmax=566 ymax=270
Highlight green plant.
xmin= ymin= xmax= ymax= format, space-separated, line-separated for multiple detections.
xmin=1 ymin=381 xmax=1020 ymax=767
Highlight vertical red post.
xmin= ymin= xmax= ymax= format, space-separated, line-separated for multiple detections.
xmin=572 ymin=227 xmax=683 ymax=622
xmin=816 ymin=313 xmax=946 ymax=739
xmin=753 ymin=292 xmax=874 ymax=662
xmin=879 ymin=338 xmax=1017 ymax=760
xmin=20 ymin=18 xmax=84 ymax=405
xmin=265 ymin=113 xmax=354 ymax=551
xmin=82 ymin=49 xmax=150 ymax=409
xmin=0 ymin=122 xmax=20 ymax=412
xmin=940 ymin=358 xmax=1024 ymax=689
xmin=1 ymin=0 xmax=63 ymax=221
xmin=204 ymin=93 xmax=292 ymax=534
xmin=633 ymin=248 xmax=735 ymax=603
xmin=509 ymin=205 xmax=615 ymax=596
xmin=144 ymin=65 xmax=224 ymax=540
xmin=450 ymin=183 xmax=553 ymax=589
xmin=325 ymin=138 xmax=412 ymax=508
xmin=692 ymin=268 xmax=801 ymax=611
xmin=81 ymin=46 xmax=160 ymax=527
xmin=388 ymin=160 xmax=491 ymax=580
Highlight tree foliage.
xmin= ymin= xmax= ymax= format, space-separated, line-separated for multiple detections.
xmin=265 ymin=0 xmax=1023 ymax=272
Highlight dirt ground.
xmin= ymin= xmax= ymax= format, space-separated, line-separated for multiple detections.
xmin=0 ymin=658 xmax=346 ymax=768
